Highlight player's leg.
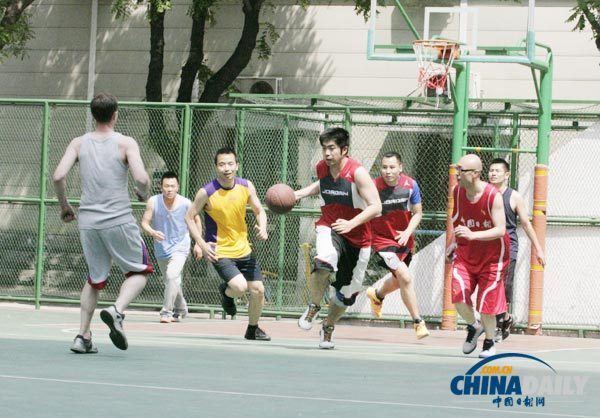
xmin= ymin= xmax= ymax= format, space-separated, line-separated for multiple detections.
xmin=163 ymin=254 xmax=188 ymax=322
xmin=213 ymin=258 xmax=247 ymax=317
xmin=101 ymin=223 xmax=153 ymax=350
xmin=240 ymin=254 xmax=270 ymax=340
xmin=71 ymin=229 xmax=111 ymax=353
xmin=298 ymin=226 xmax=337 ymax=330
xmin=476 ymin=264 xmax=508 ymax=358
xmin=158 ymin=258 xmax=174 ymax=322
xmin=496 ymin=259 xmax=516 ymax=341
xmin=392 ymin=258 xmax=429 ymax=338
xmin=452 ymin=262 xmax=483 ymax=354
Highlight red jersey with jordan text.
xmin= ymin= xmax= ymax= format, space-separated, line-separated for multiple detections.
xmin=451 ymin=183 xmax=510 ymax=267
xmin=371 ymin=174 xmax=421 ymax=252
xmin=316 ymin=157 xmax=371 ymax=248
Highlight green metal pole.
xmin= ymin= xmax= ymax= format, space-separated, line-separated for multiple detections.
xmin=392 ymin=0 xmax=421 ymax=40
xmin=344 ymin=107 xmax=352 ymax=134
xmin=236 ymin=109 xmax=246 ymax=177
xmin=34 ymin=102 xmax=51 ymax=308
xmin=453 ymin=64 xmax=468 ymax=161
xmin=179 ymin=105 xmax=192 ymax=197
xmin=510 ymin=114 xmax=520 ymax=189
xmin=275 ymin=116 xmax=291 ymax=317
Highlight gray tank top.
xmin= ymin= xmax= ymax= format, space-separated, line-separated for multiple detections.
xmin=503 ymin=187 xmax=518 ymax=260
xmin=78 ymin=132 xmax=135 ymax=229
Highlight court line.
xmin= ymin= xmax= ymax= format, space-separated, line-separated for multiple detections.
xmin=0 ymin=374 xmax=597 ymax=418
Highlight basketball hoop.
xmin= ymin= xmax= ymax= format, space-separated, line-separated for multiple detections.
xmin=413 ymin=40 xmax=461 ymax=99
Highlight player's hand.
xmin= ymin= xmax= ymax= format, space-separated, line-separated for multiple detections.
xmin=193 ymin=243 xmax=203 ymax=261
xmin=152 ymin=230 xmax=166 ymax=241
xmin=394 ymin=229 xmax=411 ymax=247
xmin=201 ymin=241 xmax=218 ymax=263
xmin=254 ymin=224 xmax=268 ymax=241
xmin=134 ymin=187 xmax=148 ymax=202
xmin=332 ymin=218 xmax=355 ymax=235
xmin=60 ymin=205 xmax=76 ymax=223
xmin=293 ymin=190 xmax=302 ymax=202
xmin=454 ymin=225 xmax=475 ymax=240
xmin=446 ymin=241 xmax=457 ymax=263
xmin=535 ymin=249 xmax=546 ymax=267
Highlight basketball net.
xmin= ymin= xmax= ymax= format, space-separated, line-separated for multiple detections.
xmin=412 ymin=40 xmax=460 ymax=106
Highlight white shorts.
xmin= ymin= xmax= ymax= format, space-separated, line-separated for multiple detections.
xmin=80 ymin=222 xmax=153 ymax=289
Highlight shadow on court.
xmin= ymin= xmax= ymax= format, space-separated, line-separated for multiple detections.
xmin=1 ymin=303 xmax=599 ymax=418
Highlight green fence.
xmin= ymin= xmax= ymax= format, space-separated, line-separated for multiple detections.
xmin=1 ymin=97 xmax=599 ymax=327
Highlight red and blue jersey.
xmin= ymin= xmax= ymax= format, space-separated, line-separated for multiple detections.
xmin=316 ymin=157 xmax=371 ymax=248
xmin=371 ymin=174 xmax=421 ymax=252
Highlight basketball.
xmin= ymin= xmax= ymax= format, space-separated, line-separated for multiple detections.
xmin=265 ymin=183 xmax=296 ymax=214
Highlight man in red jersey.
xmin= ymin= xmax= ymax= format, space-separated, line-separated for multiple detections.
xmin=448 ymin=153 xmax=509 ymax=358
xmin=294 ymin=127 xmax=381 ymax=349
xmin=366 ymin=152 xmax=429 ymax=339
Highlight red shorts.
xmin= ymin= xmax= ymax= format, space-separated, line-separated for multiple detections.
xmin=451 ymin=260 xmax=507 ymax=315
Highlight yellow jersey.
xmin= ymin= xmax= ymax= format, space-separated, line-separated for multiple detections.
xmin=203 ymin=177 xmax=252 ymax=259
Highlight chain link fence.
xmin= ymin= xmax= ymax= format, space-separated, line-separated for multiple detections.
xmin=1 ymin=98 xmax=599 ymax=329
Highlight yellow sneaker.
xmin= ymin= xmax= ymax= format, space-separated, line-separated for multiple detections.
xmin=366 ymin=287 xmax=383 ymax=319
xmin=414 ymin=320 xmax=430 ymax=339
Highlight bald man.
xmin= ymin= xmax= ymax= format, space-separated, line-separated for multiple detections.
xmin=447 ymin=154 xmax=509 ymax=358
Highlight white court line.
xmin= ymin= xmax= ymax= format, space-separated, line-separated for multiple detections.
xmin=0 ymin=374 xmax=597 ymax=418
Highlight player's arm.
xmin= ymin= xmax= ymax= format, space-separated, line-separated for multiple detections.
xmin=124 ymin=136 xmax=151 ymax=201
xmin=185 ymin=188 xmax=216 ymax=262
xmin=396 ymin=182 xmax=424 ymax=246
xmin=294 ymin=180 xmax=320 ymax=200
xmin=456 ymin=193 xmax=506 ymax=241
xmin=140 ymin=197 xmax=165 ymax=241
xmin=332 ymin=167 xmax=382 ymax=234
xmin=52 ymin=137 xmax=80 ymax=222
xmin=513 ymin=191 xmax=546 ymax=267
xmin=247 ymin=181 xmax=268 ymax=241
xmin=192 ymin=214 xmax=203 ymax=260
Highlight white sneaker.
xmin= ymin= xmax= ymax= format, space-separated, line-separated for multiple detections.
xmin=479 ymin=338 xmax=496 ymax=358
xmin=100 ymin=305 xmax=128 ymax=350
xmin=298 ymin=304 xmax=321 ymax=330
xmin=462 ymin=322 xmax=484 ymax=354
xmin=319 ymin=325 xmax=335 ymax=349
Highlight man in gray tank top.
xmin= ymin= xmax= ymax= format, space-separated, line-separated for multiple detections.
xmin=53 ymin=93 xmax=152 ymax=353
xmin=488 ymin=158 xmax=546 ymax=342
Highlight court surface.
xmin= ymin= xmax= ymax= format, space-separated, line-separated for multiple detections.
xmin=1 ymin=302 xmax=599 ymax=418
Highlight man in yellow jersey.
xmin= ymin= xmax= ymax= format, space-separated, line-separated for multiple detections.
xmin=186 ymin=147 xmax=270 ymax=340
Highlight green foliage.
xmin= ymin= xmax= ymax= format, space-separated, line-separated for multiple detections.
xmin=111 ymin=0 xmax=172 ymax=20
xmin=257 ymin=22 xmax=280 ymax=60
xmin=0 ymin=4 xmax=34 ymax=62
xmin=567 ymin=1 xmax=600 ymax=33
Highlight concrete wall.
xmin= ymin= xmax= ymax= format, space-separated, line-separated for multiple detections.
xmin=0 ymin=0 xmax=597 ymax=101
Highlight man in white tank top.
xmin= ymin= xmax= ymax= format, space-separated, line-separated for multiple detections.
xmin=141 ymin=171 xmax=202 ymax=323
xmin=53 ymin=93 xmax=152 ymax=353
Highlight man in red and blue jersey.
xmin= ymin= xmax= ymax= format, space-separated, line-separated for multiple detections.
xmin=294 ymin=127 xmax=381 ymax=349
xmin=366 ymin=152 xmax=429 ymax=339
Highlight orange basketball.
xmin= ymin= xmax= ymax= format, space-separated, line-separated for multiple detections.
xmin=265 ymin=184 xmax=296 ymax=214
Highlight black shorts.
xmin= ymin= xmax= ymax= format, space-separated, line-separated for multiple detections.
xmin=376 ymin=246 xmax=412 ymax=271
xmin=504 ymin=258 xmax=517 ymax=303
xmin=313 ymin=229 xmax=361 ymax=292
xmin=213 ymin=253 xmax=262 ymax=282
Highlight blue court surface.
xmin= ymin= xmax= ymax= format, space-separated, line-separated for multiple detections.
xmin=1 ymin=303 xmax=599 ymax=418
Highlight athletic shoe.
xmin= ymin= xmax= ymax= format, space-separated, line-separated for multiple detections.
xmin=479 ymin=338 xmax=496 ymax=358
xmin=219 ymin=282 xmax=237 ymax=317
xmin=244 ymin=326 xmax=271 ymax=341
xmin=366 ymin=287 xmax=383 ymax=319
xmin=100 ymin=305 xmax=128 ymax=350
xmin=501 ymin=314 xmax=514 ymax=340
xmin=414 ymin=320 xmax=430 ymax=339
xmin=494 ymin=327 xmax=503 ymax=343
xmin=172 ymin=312 xmax=186 ymax=323
xmin=462 ymin=322 xmax=484 ymax=354
xmin=319 ymin=324 xmax=335 ymax=349
xmin=160 ymin=313 xmax=172 ymax=323
xmin=70 ymin=334 xmax=98 ymax=354
xmin=298 ymin=303 xmax=321 ymax=330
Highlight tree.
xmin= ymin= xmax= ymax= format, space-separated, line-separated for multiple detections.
xmin=567 ymin=1 xmax=600 ymax=52
xmin=0 ymin=0 xmax=36 ymax=62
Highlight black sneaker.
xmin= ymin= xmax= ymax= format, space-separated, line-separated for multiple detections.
xmin=501 ymin=314 xmax=514 ymax=340
xmin=219 ymin=282 xmax=237 ymax=316
xmin=244 ymin=325 xmax=271 ymax=341
xmin=479 ymin=338 xmax=496 ymax=358
xmin=462 ymin=322 xmax=484 ymax=354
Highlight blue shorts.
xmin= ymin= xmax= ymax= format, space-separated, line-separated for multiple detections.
xmin=213 ymin=253 xmax=262 ymax=282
